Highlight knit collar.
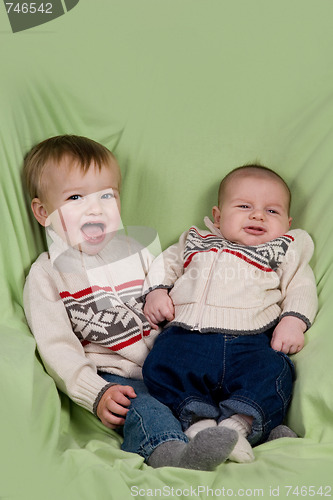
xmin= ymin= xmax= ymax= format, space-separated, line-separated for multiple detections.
xmin=204 ymin=216 xmax=224 ymax=238
xmin=46 ymin=228 xmax=106 ymax=272
xmin=46 ymin=225 xmax=158 ymax=273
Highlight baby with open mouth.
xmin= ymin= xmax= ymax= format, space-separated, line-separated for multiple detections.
xmin=81 ymin=222 xmax=107 ymax=243
xmin=31 ymin=153 xmax=122 ymax=255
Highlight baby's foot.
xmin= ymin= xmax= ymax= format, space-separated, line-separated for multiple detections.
xmin=226 ymin=433 xmax=255 ymax=463
xmin=266 ymin=425 xmax=298 ymax=441
xmin=180 ymin=426 xmax=238 ymax=470
xmin=185 ymin=418 xmax=217 ymax=439
xmin=148 ymin=426 xmax=238 ymax=470
xmin=218 ymin=416 xmax=255 ymax=463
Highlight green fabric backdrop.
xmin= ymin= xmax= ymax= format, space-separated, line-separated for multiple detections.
xmin=1 ymin=2 xmax=332 ymax=499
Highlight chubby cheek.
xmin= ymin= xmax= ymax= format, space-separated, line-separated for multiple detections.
xmin=272 ymin=220 xmax=291 ymax=239
xmin=220 ymin=217 xmax=239 ymax=238
xmin=106 ymin=203 xmax=122 ymax=232
xmin=47 ymin=207 xmax=83 ymax=246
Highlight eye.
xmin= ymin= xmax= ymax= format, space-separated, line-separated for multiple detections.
xmin=267 ymin=209 xmax=279 ymax=214
xmin=101 ymin=192 xmax=115 ymax=200
xmin=238 ymin=204 xmax=250 ymax=209
xmin=68 ymin=194 xmax=82 ymax=201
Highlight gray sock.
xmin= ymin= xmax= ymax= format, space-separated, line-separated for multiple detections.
xmin=180 ymin=427 xmax=238 ymax=470
xmin=148 ymin=440 xmax=187 ymax=468
xmin=266 ymin=425 xmax=298 ymax=442
xmin=148 ymin=427 xmax=238 ymax=470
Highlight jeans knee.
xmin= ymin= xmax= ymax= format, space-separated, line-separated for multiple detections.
xmin=275 ymin=351 xmax=295 ymax=411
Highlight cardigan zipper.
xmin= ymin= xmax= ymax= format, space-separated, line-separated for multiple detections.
xmin=193 ymin=249 xmax=222 ymax=330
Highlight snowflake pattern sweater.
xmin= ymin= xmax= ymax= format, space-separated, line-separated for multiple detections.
xmin=24 ymin=229 xmax=158 ymax=415
xmin=143 ymin=217 xmax=318 ymax=334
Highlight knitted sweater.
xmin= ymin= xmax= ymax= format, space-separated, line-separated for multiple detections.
xmin=143 ymin=217 xmax=318 ymax=334
xmin=24 ymin=229 xmax=158 ymax=415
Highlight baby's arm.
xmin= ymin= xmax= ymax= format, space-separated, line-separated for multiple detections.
xmin=271 ymin=316 xmax=306 ymax=354
xmin=97 ymin=384 xmax=137 ymax=429
xmin=23 ymin=259 xmax=120 ymax=419
xmin=143 ymin=232 xmax=189 ymax=329
xmin=144 ymin=288 xmax=175 ymax=330
xmin=275 ymin=230 xmax=318 ymax=354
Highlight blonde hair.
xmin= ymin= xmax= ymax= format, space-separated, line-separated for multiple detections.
xmin=23 ymin=135 xmax=120 ymax=200
xmin=218 ymin=164 xmax=291 ymax=213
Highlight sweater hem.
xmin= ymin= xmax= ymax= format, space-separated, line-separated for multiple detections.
xmin=166 ymin=318 xmax=279 ymax=336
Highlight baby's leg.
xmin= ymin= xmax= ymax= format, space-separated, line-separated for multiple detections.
xmin=143 ymin=326 xmax=223 ymax=429
xmin=219 ymin=330 xmax=295 ymax=447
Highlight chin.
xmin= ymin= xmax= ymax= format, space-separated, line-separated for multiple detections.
xmin=79 ymin=233 xmax=115 ymax=255
xmin=74 ymin=241 xmax=104 ymax=256
xmin=237 ymin=236 xmax=269 ymax=246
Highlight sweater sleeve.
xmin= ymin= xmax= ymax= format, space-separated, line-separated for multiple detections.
xmin=143 ymin=230 xmax=188 ymax=295
xmin=278 ymin=230 xmax=318 ymax=330
xmin=23 ymin=255 xmax=110 ymax=415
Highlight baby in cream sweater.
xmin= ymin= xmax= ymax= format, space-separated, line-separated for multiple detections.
xmin=143 ymin=164 xmax=318 ymax=462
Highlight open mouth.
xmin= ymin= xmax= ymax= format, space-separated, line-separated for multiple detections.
xmin=244 ymin=226 xmax=266 ymax=236
xmin=81 ymin=222 xmax=106 ymax=243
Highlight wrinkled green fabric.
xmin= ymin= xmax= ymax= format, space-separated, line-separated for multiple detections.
xmin=1 ymin=2 xmax=332 ymax=499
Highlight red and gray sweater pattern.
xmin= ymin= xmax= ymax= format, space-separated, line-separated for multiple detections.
xmin=60 ymin=282 xmax=151 ymax=352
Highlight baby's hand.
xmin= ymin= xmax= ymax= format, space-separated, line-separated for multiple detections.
xmin=144 ymin=288 xmax=175 ymax=330
xmin=97 ymin=384 xmax=136 ymax=429
xmin=271 ymin=316 xmax=307 ymax=354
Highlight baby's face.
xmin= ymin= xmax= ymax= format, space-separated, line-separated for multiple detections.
xmin=212 ymin=174 xmax=292 ymax=246
xmin=39 ymin=158 xmax=121 ymax=255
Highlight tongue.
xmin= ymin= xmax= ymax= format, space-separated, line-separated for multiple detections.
xmin=82 ymin=224 xmax=104 ymax=239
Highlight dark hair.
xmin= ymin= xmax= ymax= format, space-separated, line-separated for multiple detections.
xmin=217 ymin=163 xmax=291 ymax=213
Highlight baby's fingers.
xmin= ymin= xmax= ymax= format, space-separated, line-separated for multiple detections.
xmin=145 ymin=312 xmax=160 ymax=330
xmin=270 ymin=337 xmax=282 ymax=352
xmin=117 ymin=385 xmax=137 ymax=401
xmin=101 ymin=411 xmax=127 ymax=429
xmin=106 ymin=399 xmax=130 ymax=417
xmin=161 ymin=303 xmax=175 ymax=322
xmin=287 ymin=343 xmax=303 ymax=355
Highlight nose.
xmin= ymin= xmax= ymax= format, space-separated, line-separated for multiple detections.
xmin=86 ymin=193 xmax=102 ymax=215
xmin=250 ymin=208 xmax=264 ymax=221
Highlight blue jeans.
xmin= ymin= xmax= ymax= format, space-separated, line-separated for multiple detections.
xmin=98 ymin=373 xmax=188 ymax=461
xmin=142 ymin=326 xmax=295 ymax=445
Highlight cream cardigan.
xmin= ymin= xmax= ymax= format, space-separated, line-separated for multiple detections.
xmin=24 ymin=229 xmax=158 ymax=415
xmin=143 ymin=218 xmax=318 ymax=335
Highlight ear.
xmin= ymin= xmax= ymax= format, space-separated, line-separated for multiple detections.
xmin=288 ymin=216 xmax=292 ymax=228
xmin=31 ymin=198 xmax=50 ymax=227
xmin=212 ymin=206 xmax=221 ymax=228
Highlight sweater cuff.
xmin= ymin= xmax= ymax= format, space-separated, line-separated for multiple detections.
xmin=280 ymin=312 xmax=311 ymax=331
xmin=142 ymin=284 xmax=173 ymax=303
xmin=93 ymin=383 xmax=117 ymax=417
